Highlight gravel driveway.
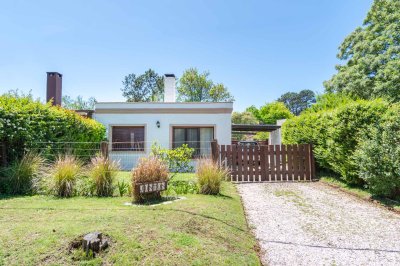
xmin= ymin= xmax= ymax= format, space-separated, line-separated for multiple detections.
xmin=237 ymin=182 xmax=400 ymax=266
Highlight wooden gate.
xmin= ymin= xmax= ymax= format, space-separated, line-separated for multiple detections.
xmin=211 ymin=142 xmax=316 ymax=182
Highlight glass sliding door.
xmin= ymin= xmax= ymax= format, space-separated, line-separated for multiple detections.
xmin=172 ymin=127 xmax=214 ymax=157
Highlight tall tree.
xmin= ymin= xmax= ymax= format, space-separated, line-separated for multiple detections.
xmin=247 ymin=102 xmax=293 ymax=124
xmin=177 ymin=68 xmax=234 ymax=102
xmin=62 ymin=95 xmax=97 ymax=110
xmin=324 ymin=0 xmax=400 ymax=102
xmin=121 ymin=69 xmax=164 ymax=102
xmin=277 ymin=90 xmax=316 ymax=115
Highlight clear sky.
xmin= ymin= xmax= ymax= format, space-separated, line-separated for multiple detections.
xmin=0 ymin=0 xmax=373 ymax=111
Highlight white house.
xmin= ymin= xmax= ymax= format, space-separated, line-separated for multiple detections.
xmin=92 ymin=74 xmax=233 ymax=170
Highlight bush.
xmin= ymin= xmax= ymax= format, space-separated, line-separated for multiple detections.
xmin=131 ymin=156 xmax=169 ymax=203
xmin=166 ymin=180 xmax=199 ymax=195
xmin=87 ymin=156 xmax=120 ymax=197
xmin=196 ymin=159 xmax=228 ymax=195
xmin=0 ymin=92 xmax=105 ymax=162
xmin=0 ymin=152 xmax=45 ymax=195
xmin=151 ymin=143 xmax=194 ymax=172
xmin=282 ymin=98 xmax=388 ymax=185
xmin=45 ymin=155 xmax=83 ymax=197
xmin=355 ymin=105 xmax=400 ymax=198
xmin=117 ymin=180 xmax=129 ymax=197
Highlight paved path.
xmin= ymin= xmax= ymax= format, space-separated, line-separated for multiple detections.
xmin=237 ymin=182 xmax=400 ymax=266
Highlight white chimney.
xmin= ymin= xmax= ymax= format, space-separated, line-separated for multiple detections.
xmin=164 ymin=74 xmax=176 ymax=102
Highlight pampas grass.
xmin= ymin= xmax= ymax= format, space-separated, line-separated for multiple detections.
xmin=87 ymin=155 xmax=120 ymax=197
xmin=196 ymin=159 xmax=228 ymax=195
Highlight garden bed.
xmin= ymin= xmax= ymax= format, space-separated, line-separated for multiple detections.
xmin=0 ymin=173 xmax=260 ymax=265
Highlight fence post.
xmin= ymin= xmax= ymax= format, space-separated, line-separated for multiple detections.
xmin=310 ymin=144 xmax=316 ymax=180
xmin=211 ymin=139 xmax=219 ymax=163
xmin=100 ymin=141 xmax=109 ymax=159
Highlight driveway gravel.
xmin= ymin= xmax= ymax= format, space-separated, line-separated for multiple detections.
xmin=237 ymin=182 xmax=400 ymax=266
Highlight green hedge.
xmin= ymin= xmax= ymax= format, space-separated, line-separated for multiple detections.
xmin=355 ymin=104 xmax=400 ymax=198
xmin=0 ymin=94 xmax=105 ymax=161
xmin=282 ymin=98 xmax=389 ymax=185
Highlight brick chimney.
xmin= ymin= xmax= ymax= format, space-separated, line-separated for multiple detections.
xmin=164 ymin=74 xmax=176 ymax=102
xmin=46 ymin=72 xmax=62 ymax=106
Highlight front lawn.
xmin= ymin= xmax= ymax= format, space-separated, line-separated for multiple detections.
xmin=0 ymin=173 xmax=260 ymax=265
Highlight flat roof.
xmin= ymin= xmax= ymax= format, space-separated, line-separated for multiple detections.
xmin=94 ymin=102 xmax=233 ymax=114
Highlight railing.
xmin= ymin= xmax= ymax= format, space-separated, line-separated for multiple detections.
xmin=27 ymin=141 xmax=213 ymax=171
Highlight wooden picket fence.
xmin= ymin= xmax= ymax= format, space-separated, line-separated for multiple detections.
xmin=211 ymin=141 xmax=316 ymax=182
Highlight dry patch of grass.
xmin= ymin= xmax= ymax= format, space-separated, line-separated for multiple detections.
xmin=0 ymin=173 xmax=260 ymax=266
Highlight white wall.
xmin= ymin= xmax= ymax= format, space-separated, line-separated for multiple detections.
xmin=93 ymin=105 xmax=232 ymax=170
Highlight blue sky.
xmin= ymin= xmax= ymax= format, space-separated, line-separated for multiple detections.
xmin=0 ymin=0 xmax=373 ymax=111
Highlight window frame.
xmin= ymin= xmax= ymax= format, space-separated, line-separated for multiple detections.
xmin=110 ymin=124 xmax=146 ymax=152
xmin=171 ymin=125 xmax=215 ymax=157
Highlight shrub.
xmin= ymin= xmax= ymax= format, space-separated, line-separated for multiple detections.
xmin=355 ymin=105 xmax=400 ymax=198
xmin=117 ymin=180 xmax=129 ymax=197
xmin=282 ymin=98 xmax=388 ymax=184
xmin=0 ymin=92 xmax=105 ymax=162
xmin=196 ymin=159 xmax=228 ymax=195
xmin=151 ymin=143 xmax=194 ymax=172
xmin=166 ymin=180 xmax=199 ymax=195
xmin=87 ymin=156 xmax=120 ymax=197
xmin=131 ymin=156 xmax=169 ymax=203
xmin=45 ymin=155 xmax=83 ymax=197
xmin=0 ymin=152 xmax=45 ymax=195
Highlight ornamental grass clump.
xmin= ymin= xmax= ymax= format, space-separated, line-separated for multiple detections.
xmin=196 ymin=159 xmax=228 ymax=195
xmin=87 ymin=156 xmax=120 ymax=197
xmin=46 ymin=155 xmax=83 ymax=197
xmin=131 ymin=156 xmax=169 ymax=203
xmin=1 ymin=152 xmax=45 ymax=195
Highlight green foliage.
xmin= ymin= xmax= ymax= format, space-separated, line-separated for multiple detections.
xmin=117 ymin=180 xmax=129 ymax=197
xmin=151 ymin=143 xmax=194 ymax=173
xmin=45 ymin=155 xmax=84 ymax=197
xmin=196 ymin=159 xmax=228 ymax=195
xmin=355 ymin=104 xmax=400 ymax=198
xmin=248 ymin=102 xmax=293 ymax=124
xmin=121 ymin=69 xmax=164 ymax=102
xmin=324 ymin=0 xmax=400 ymax=102
xmin=62 ymin=95 xmax=97 ymax=110
xmin=231 ymin=111 xmax=259 ymax=125
xmin=253 ymin=132 xmax=269 ymax=141
xmin=87 ymin=156 xmax=120 ymax=197
xmin=304 ymin=93 xmax=355 ymax=114
xmin=177 ymin=68 xmax=234 ymax=102
xmin=0 ymin=93 xmax=105 ymax=162
xmin=283 ymin=98 xmax=389 ymax=185
xmin=166 ymin=180 xmax=199 ymax=195
xmin=277 ymin=90 xmax=316 ymax=115
xmin=0 ymin=152 xmax=45 ymax=195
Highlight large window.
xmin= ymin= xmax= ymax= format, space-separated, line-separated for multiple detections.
xmin=112 ymin=126 xmax=145 ymax=151
xmin=172 ymin=127 xmax=214 ymax=157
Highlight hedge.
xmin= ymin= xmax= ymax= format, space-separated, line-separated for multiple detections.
xmin=282 ymin=98 xmax=389 ymax=185
xmin=0 ymin=94 xmax=105 ymax=161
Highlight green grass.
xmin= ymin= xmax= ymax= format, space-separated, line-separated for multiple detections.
xmin=319 ymin=174 xmax=400 ymax=212
xmin=0 ymin=173 xmax=260 ymax=266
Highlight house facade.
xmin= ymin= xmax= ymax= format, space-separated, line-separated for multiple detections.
xmin=92 ymin=74 xmax=233 ymax=170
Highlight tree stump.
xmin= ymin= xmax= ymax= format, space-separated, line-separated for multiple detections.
xmin=82 ymin=232 xmax=108 ymax=257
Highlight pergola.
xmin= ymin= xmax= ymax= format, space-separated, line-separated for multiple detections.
xmin=232 ymin=124 xmax=281 ymax=135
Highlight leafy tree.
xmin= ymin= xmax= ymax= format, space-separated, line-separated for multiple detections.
xmin=231 ymin=111 xmax=259 ymax=124
xmin=121 ymin=69 xmax=164 ymax=102
xmin=177 ymin=68 xmax=234 ymax=102
xmin=62 ymin=95 xmax=97 ymax=110
xmin=247 ymin=102 xmax=293 ymax=124
xmin=277 ymin=90 xmax=316 ymax=115
xmin=324 ymin=0 xmax=400 ymax=102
